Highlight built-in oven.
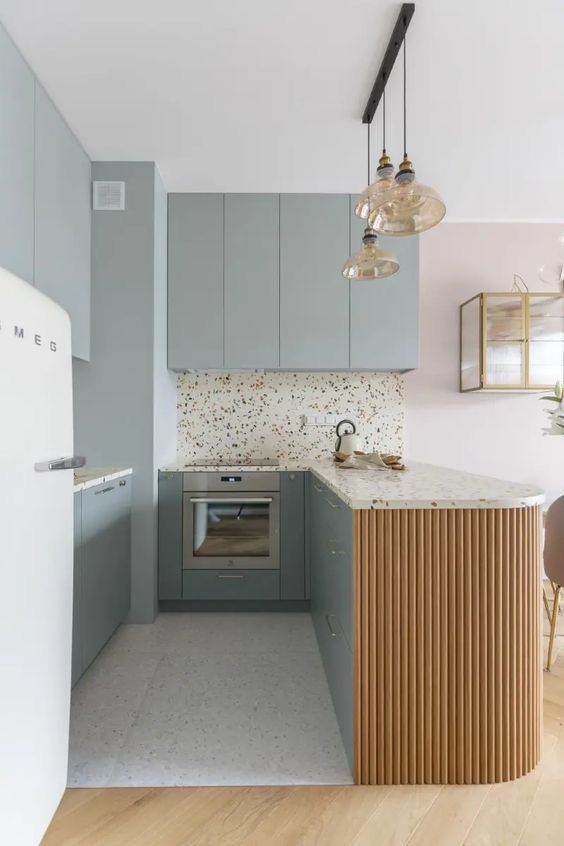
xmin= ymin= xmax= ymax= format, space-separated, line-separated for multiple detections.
xmin=182 ymin=472 xmax=280 ymax=570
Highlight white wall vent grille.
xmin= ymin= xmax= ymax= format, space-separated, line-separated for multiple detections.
xmin=92 ymin=181 xmax=125 ymax=211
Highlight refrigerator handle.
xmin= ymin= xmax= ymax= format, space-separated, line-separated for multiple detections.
xmin=34 ymin=456 xmax=87 ymax=472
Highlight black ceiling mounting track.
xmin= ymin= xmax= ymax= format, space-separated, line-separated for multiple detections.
xmin=362 ymin=2 xmax=415 ymax=124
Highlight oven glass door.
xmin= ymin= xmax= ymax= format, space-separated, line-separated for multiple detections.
xmin=183 ymin=492 xmax=280 ymax=570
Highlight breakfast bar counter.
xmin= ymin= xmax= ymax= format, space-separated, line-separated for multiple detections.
xmin=310 ymin=460 xmax=544 ymax=786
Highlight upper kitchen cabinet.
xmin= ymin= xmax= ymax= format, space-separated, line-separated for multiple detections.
xmin=167 ymin=192 xmax=420 ymax=371
xmin=168 ymin=193 xmax=224 ymax=370
xmin=349 ymin=198 xmax=419 ymax=371
xmin=280 ymin=195 xmax=350 ymax=369
xmin=0 ymin=26 xmax=35 ymax=283
xmin=224 ymin=194 xmax=279 ymax=369
xmin=34 ymin=84 xmax=92 ymax=360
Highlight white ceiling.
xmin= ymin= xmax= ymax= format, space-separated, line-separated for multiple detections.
xmin=0 ymin=0 xmax=562 ymax=220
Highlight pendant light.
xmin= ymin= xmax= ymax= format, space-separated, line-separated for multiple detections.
xmin=342 ymin=122 xmax=399 ymax=281
xmin=368 ymin=36 xmax=446 ymax=236
xmin=355 ymin=84 xmax=395 ymax=220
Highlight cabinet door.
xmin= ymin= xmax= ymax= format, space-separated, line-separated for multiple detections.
xmin=224 ymin=194 xmax=279 ymax=368
xmin=0 ymin=25 xmax=34 ymax=282
xmin=309 ymin=476 xmax=353 ymax=768
xmin=71 ymin=492 xmax=83 ymax=686
xmin=349 ymin=197 xmax=419 ymax=370
xmin=81 ymin=481 xmax=130 ymax=668
xmin=34 ymin=84 xmax=91 ymax=361
xmin=158 ymin=472 xmax=183 ymax=600
xmin=280 ymin=471 xmax=305 ymax=600
xmin=168 ymin=193 xmax=223 ymax=369
xmin=113 ymin=477 xmax=132 ymax=624
xmin=527 ymin=294 xmax=564 ymax=388
xmin=483 ymin=293 xmax=525 ymax=387
xmin=280 ymin=195 xmax=350 ymax=369
xmin=183 ymin=569 xmax=280 ymax=601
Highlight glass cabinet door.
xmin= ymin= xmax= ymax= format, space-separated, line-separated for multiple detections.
xmin=527 ymin=295 xmax=564 ymax=388
xmin=483 ymin=294 xmax=525 ymax=387
xmin=460 ymin=296 xmax=482 ymax=391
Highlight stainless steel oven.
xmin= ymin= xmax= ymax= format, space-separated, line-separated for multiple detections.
xmin=182 ymin=472 xmax=280 ymax=570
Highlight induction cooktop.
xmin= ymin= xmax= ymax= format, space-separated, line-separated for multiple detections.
xmin=187 ymin=457 xmax=280 ymax=467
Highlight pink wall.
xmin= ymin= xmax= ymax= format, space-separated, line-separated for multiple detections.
xmin=405 ymin=223 xmax=564 ymax=504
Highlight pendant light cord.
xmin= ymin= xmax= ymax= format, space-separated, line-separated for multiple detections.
xmin=382 ymin=80 xmax=386 ymax=154
xmin=403 ymin=34 xmax=407 ymax=158
xmin=367 ymin=121 xmax=371 ymax=184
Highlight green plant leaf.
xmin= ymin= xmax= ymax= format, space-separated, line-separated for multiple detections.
xmin=540 ymin=396 xmax=561 ymax=402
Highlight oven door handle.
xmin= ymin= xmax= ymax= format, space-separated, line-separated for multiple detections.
xmin=189 ymin=497 xmax=273 ymax=504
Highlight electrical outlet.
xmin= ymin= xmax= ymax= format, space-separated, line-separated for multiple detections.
xmin=302 ymin=413 xmax=343 ymax=427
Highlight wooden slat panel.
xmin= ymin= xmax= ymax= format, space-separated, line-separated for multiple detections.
xmin=353 ymin=506 xmax=541 ymax=785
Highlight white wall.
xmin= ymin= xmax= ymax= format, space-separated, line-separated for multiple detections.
xmin=406 ymin=223 xmax=564 ymax=505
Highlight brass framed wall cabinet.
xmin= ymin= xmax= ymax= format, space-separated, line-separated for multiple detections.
xmin=460 ymin=291 xmax=564 ymax=391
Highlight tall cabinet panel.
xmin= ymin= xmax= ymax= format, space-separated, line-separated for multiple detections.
xmin=224 ymin=194 xmax=279 ymax=368
xmin=168 ymin=193 xmax=223 ymax=369
xmin=0 ymin=25 xmax=34 ymax=283
xmin=34 ymin=84 xmax=92 ymax=360
xmin=349 ymin=197 xmax=419 ymax=370
xmin=280 ymin=195 xmax=350 ymax=369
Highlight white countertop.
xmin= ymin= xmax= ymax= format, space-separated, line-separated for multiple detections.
xmin=74 ymin=467 xmax=133 ymax=493
xmin=310 ymin=459 xmax=544 ymax=510
xmin=160 ymin=458 xmax=544 ymax=510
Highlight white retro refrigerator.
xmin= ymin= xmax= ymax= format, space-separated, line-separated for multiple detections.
xmin=0 ymin=267 xmax=84 ymax=845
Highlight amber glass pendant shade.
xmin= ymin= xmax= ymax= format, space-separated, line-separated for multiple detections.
xmin=342 ymin=227 xmax=399 ymax=280
xmin=367 ymin=156 xmax=446 ymax=236
xmin=354 ymin=153 xmax=395 ymax=219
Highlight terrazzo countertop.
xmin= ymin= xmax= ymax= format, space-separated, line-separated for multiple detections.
xmin=309 ymin=458 xmax=545 ymax=510
xmin=74 ymin=467 xmax=133 ymax=493
xmin=159 ymin=459 xmax=544 ymax=510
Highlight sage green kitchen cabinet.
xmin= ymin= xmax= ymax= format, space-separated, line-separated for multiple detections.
xmin=71 ymin=491 xmax=83 ymax=687
xmin=349 ymin=196 xmax=419 ymax=370
xmin=34 ymin=83 xmax=91 ymax=361
xmin=224 ymin=194 xmax=279 ymax=368
xmin=168 ymin=193 xmax=224 ymax=369
xmin=167 ymin=192 xmax=419 ymax=371
xmin=279 ymin=194 xmax=350 ymax=369
xmin=309 ymin=474 xmax=353 ymax=768
xmin=158 ymin=472 xmax=183 ymax=600
xmin=0 ymin=25 xmax=35 ymax=283
xmin=280 ymin=471 xmax=306 ymax=600
xmin=74 ymin=477 xmax=132 ymax=682
xmin=183 ymin=569 xmax=280 ymax=601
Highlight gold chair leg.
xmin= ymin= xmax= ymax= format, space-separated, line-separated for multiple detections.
xmin=544 ymin=587 xmax=551 ymax=621
xmin=547 ymin=585 xmax=561 ymax=672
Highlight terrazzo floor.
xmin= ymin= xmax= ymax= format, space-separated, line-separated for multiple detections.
xmin=67 ymin=612 xmax=353 ymax=787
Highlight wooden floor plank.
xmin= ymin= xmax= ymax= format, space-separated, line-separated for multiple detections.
xmin=351 ymin=786 xmax=441 ymax=846
xmin=405 ymin=785 xmax=490 ymax=846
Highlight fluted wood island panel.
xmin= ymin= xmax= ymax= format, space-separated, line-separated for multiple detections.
xmin=353 ymin=506 xmax=541 ymax=785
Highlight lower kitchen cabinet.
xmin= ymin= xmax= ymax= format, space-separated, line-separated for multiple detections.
xmin=71 ymin=492 xmax=83 ymax=687
xmin=72 ymin=476 xmax=132 ymax=686
xmin=310 ymin=474 xmax=353 ymax=767
xmin=183 ymin=569 xmax=280 ymax=601
xmin=158 ymin=471 xmax=306 ymax=604
xmin=158 ymin=472 xmax=184 ymax=600
xmin=280 ymin=472 xmax=306 ymax=600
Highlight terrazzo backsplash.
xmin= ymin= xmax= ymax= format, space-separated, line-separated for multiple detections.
xmin=176 ymin=372 xmax=404 ymax=463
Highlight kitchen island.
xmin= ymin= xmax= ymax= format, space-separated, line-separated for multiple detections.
xmin=309 ymin=459 xmax=543 ymax=786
